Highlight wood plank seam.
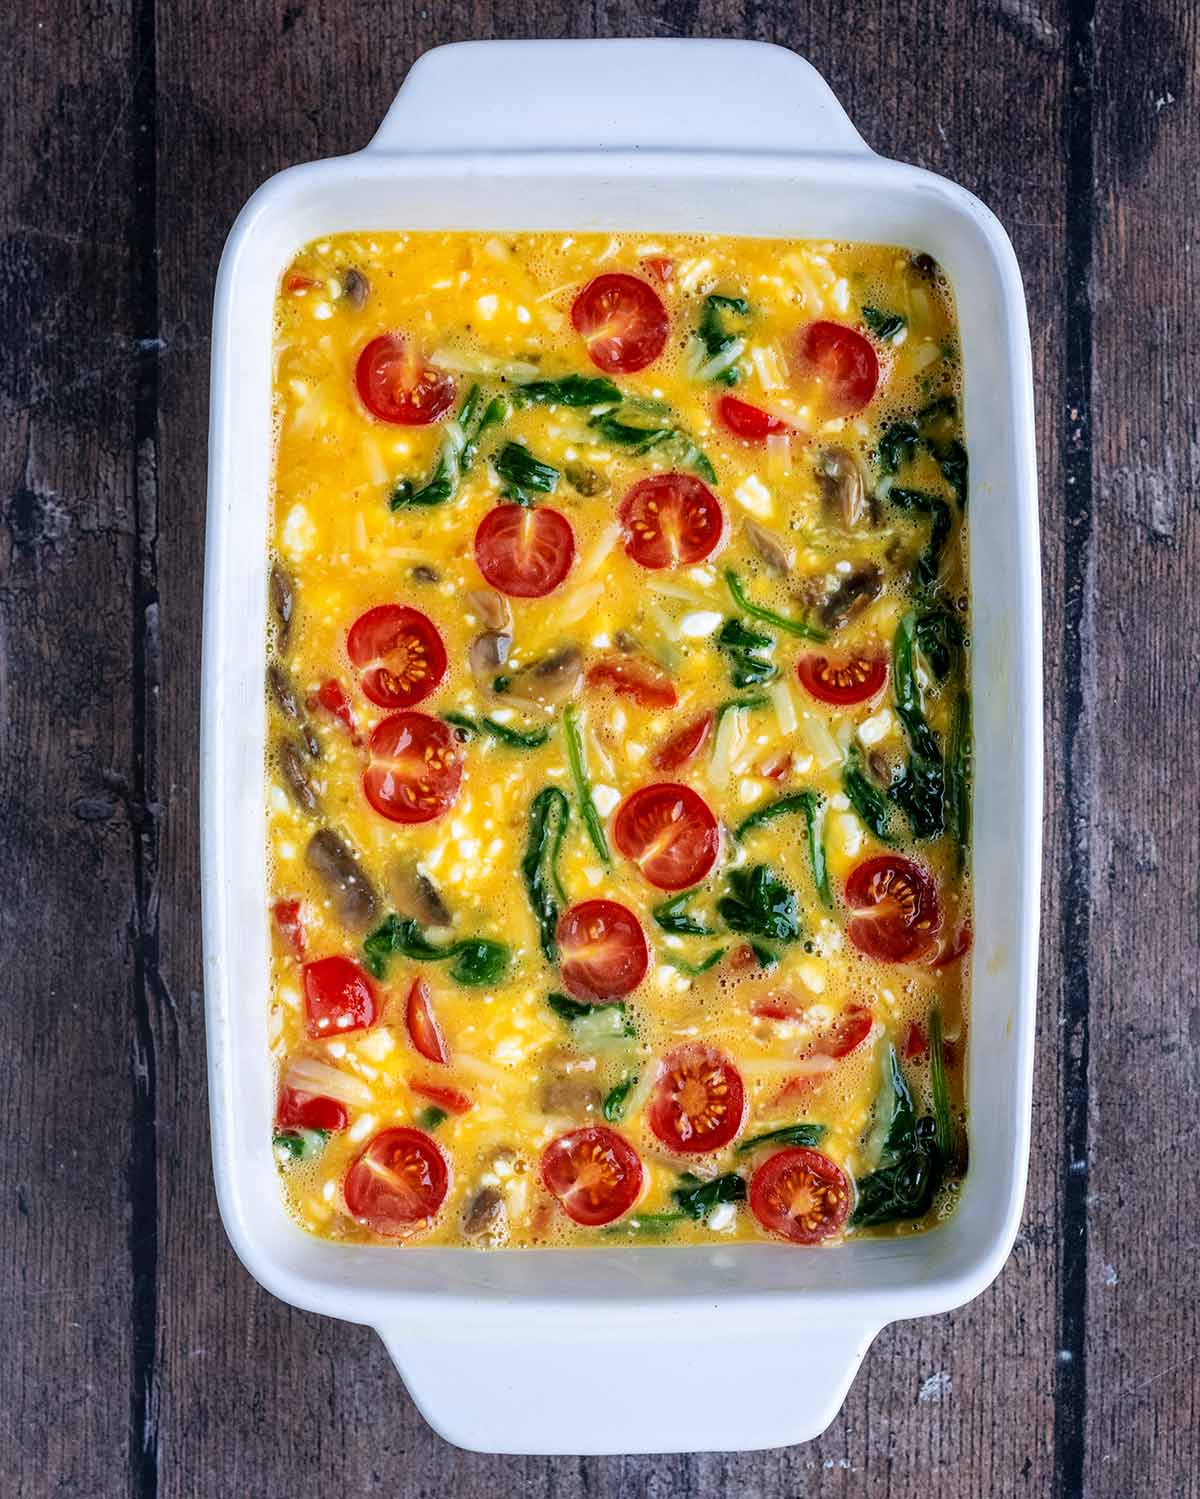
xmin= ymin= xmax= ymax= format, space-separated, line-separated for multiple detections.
xmin=1056 ymin=0 xmax=1097 ymax=1495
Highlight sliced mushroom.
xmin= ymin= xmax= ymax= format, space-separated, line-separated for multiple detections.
xmin=305 ymin=828 xmax=379 ymax=932
xmin=613 ymin=630 xmax=641 ymax=654
xmin=410 ymin=563 xmax=439 ymax=584
xmin=468 ymin=630 xmax=513 ymax=685
xmin=817 ymin=447 xmax=872 ymax=530
xmin=868 ymin=749 xmax=897 ymax=786
xmin=743 ymin=518 xmax=795 ymax=576
xmin=507 ymin=646 xmax=583 ymax=709
xmin=387 ymin=859 xmax=452 ymax=929
xmin=269 ymin=562 xmax=294 ymax=650
xmin=342 ymin=267 xmax=369 ymax=308
xmin=564 ymin=462 xmax=609 ymax=497
xmin=267 ymin=663 xmax=320 ymax=757
xmin=539 ymin=1077 xmax=602 ymax=1118
xmin=818 ymin=564 xmax=883 ymax=630
xmin=911 ymin=252 xmax=938 ymax=278
xmin=462 ymin=1186 xmax=505 ymax=1238
xmin=465 ymin=588 xmax=512 ymax=633
xmin=278 ymin=738 xmax=318 ymax=814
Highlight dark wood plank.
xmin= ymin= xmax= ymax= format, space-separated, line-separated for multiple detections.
xmin=150 ymin=3 xmax=1073 ymax=1495
xmin=1083 ymin=2 xmax=1200 ymax=1494
xmin=0 ymin=2 xmax=141 ymax=1495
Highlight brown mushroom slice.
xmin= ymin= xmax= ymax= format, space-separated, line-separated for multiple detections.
xmin=305 ymin=828 xmax=379 ymax=932
xmin=269 ymin=562 xmax=294 ymax=649
xmin=539 ymin=1077 xmax=603 ymax=1118
xmin=564 ymin=462 xmax=609 ymax=497
xmin=462 ymin=1186 xmax=506 ymax=1238
xmin=410 ymin=563 xmax=440 ymax=584
xmin=468 ymin=630 xmax=513 ymax=687
xmin=278 ymin=738 xmax=318 ymax=814
xmin=342 ymin=267 xmax=369 ymax=309
xmin=743 ymin=518 xmax=795 ymax=576
xmin=817 ymin=447 xmax=872 ymax=530
xmin=465 ymin=588 xmax=512 ymax=633
xmin=386 ymin=858 xmax=452 ymax=929
xmin=267 ymin=663 xmax=320 ymax=757
xmin=818 ymin=564 xmax=884 ymax=631
xmin=507 ymin=646 xmax=584 ymax=709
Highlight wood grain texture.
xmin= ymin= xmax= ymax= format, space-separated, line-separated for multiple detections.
xmin=1 ymin=0 xmax=1197 ymax=1494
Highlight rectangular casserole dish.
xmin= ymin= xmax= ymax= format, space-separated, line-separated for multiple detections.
xmin=202 ymin=38 xmax=1042 ymax=1455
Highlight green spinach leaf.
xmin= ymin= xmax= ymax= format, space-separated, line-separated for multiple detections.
xmin=717 ymin=865 xmax=800 ymax=943
xmin=522 ymin=787 xmax=570 ymax=963
xmin=736 ymin=1122 xmax=825 ymax=1155
xmin=514 ymin=374 xmax=622 ymax=408
xmin=862 ymin=306 xmax=906 ymax=341
xmin=672 ymin=1171 xmax=747 ymax=1219
xmin=652 ymin=888 xmax=712 ymax=937
xmin=725 ymin=569 xmax=826 ymax=641
xmin=493 ymin=440 xmax=558 ymax=505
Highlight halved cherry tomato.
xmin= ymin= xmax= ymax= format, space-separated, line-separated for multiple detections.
xmin=541 ymin=1126 xmax=643 ymax=1226
xmin=814 ymin=1003 xmax=874 ymax=1059
xmin=302 ymin=955 xmax=377 ymax=1038
xmin=648 ymin=1043 xmax=746 ymax=1154
xmin=903 ymin=1021 xmax=928 ymax=1060
xmin=796 ymin=653 xmax=888 ymax=707
xmin=651 ymin=712 xmax=713 ymax=771
xmin=344 ymin=1127 xmax=449 ymax=1235
xmin=620 ymin=473 xmax=723 ymax=569
xmin=311 ymin=678 xmax=359 ymax=741
xmin=557 ymin=900 xmax=649 ymax=1002
xmin=728 ymin=944 xmax=767 ymax=973
xmin=613 ymin=783 xmax=720 ymax=891
xmin=347 ymin=604 xmax=447 ymax=709
xmin=641 ymin=256 xmax=674 ymax=283
xmin=409 ymin=1080 xmax=472 ymax=1115
xmin=272 ymin=899 xmax=306 ymax=957
xmin=284 ymin=270 xmax=318 ymax=293
xmin=474 ymin=504 xmax=575 ymax=598
xmin=571 ymin=273 xmax=669 ymax=374
xmin=587 ymin=658 xmax=678 ymax=709
xmin=751 ymin=994 xmax=803 ymax=1021
xmin=927 ymin=924 xmax=972 ymax=968
xmin=355 ymin=334 xmax=455 ymax=425
xmin=844 ymin=855 xmax=941 ymax=963
xmin=749 ymin=1147 xmax=852 ymax=1244
xmin=791 ymin=321 xmax=879 ymax=414
xmin=363 ymin=711 xmax=462 ymax=824
xmin=405 ymin=978 xmax=449 ymax=1065
xmin=276 ymin=1086 xmax=347 ymax=1133
xmin=717 ymin=395 xmax=791 ymax=442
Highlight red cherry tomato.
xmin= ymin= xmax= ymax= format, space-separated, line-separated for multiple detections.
xmin=405 ymin=978 xmax=449 ymax=1065
xmin=751 ymin=994 xmax=803 ymax=1021
xmin=717 ymin=395 xmax=791 ymax=442
xmin=652 ymin=712 xmax=713 ymax=771
xmin=571 ymin=273 xmax=669 ymax=374
xmin=796 ymin=653 xmax=888 ymax=707
xmin=346 ymin=605 xmax=447 ymax=710
xmin=927 ymin=924 xmax=972 ymax=968
xmin=284 ymin=270 xmax=318 ymax=293
xmin=792 ymin=321 xmax=879 ymax=414
xmin=474 ymin=504 xmax=575 ymax=598
xmin=903 ymin=1021 xmax=928 ymax=1060
xmin=275 ymin=1086 xmax=348 ymax=1133
xmin=587 ymin=658 xmax=678 ymax=709
xmin=844 ymin=855 xmax=942 ymax=963
xmin=620 ymin=473 xmax=724 ymax=569
xmin=749 ymin=1147 xmax=852 ymax=1244
xmin=354 ymin=334 xmax=455 ymax=425
xmin=557 ymin=900 xmax=649 ymax=1002
xmin=302 ymin=955 xmax=377 ymax=1038
xmin=641 ymin=257 xmax=674 ymax=283
xmin=363 ymin=712 xmax=462 ymax=824
xmin=344 ymin=1127 xmax=449 ymax=1235
xmin=814 ymin=1003 xmax=874 ymax=1059
xmin=541 ymin=1126 xmax=644 ymax=1226
xmin=648 ymin=1043 xmax=746 ymax=1154
xmin=613 ymin=783 xmax=720 ymax=891
xmin=311 ymin=678 xmax=359 ymax=742
xmin=409 ymin=1080 xmax=473 ymax=1115
xmin=272 ymin=899 xmax=306 ymax=957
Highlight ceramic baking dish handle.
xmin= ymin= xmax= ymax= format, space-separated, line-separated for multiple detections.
xmin=378 ymin=1314 xmax=880 ymax=1454
xmin=369 ymin=40 xmax=870 ymax=157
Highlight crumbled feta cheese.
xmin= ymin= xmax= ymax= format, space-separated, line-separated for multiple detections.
xmin=326 ymin=1041 xmax=346 ymax=1058
xmin=797 ymin=961 xmax=827 ymax=995
xmin=475 ymin=294 xmax=499 ymax=320
xmin=281 ymin=503 xmax=317 ymax=559
xmin=312 ymin=302 xmax=333 ymax=320
xmin=680 ymin=610 xmax=723 ymax=638
xmin=832 ymin=812 xmax=864 ymax=858
xmin=349 ymin=1113 xmax=377 ymax=1143
xmin=707 ymin=1202 xmax=737 ymax=1232
xmin=733 ymin=474 xmax=773 ymax=519
xmin=858 ymin=708 xmax=895 ymax=745
xmin=591 ymin=784 xmax=620 ymax=817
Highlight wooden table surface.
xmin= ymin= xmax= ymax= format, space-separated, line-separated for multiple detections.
xmin=3 ymin=2 xmax=1196 ymax=1494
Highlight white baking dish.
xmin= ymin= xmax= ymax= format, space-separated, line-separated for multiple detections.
xmin=202 ymin=39 xmax=1041 ymax=1455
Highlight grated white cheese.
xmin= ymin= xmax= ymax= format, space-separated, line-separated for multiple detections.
xmin=732 ymin=474 xmax=773 ymax=519
xmin=858 ymin=707 xmax=895 ymax=745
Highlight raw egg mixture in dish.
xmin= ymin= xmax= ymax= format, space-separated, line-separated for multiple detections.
xmin=266 ymin=231 xmax=972 ymax=1248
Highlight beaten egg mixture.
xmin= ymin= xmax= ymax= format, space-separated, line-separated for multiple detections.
xmin=266 ymin=229 xmax=971 ymax=1248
